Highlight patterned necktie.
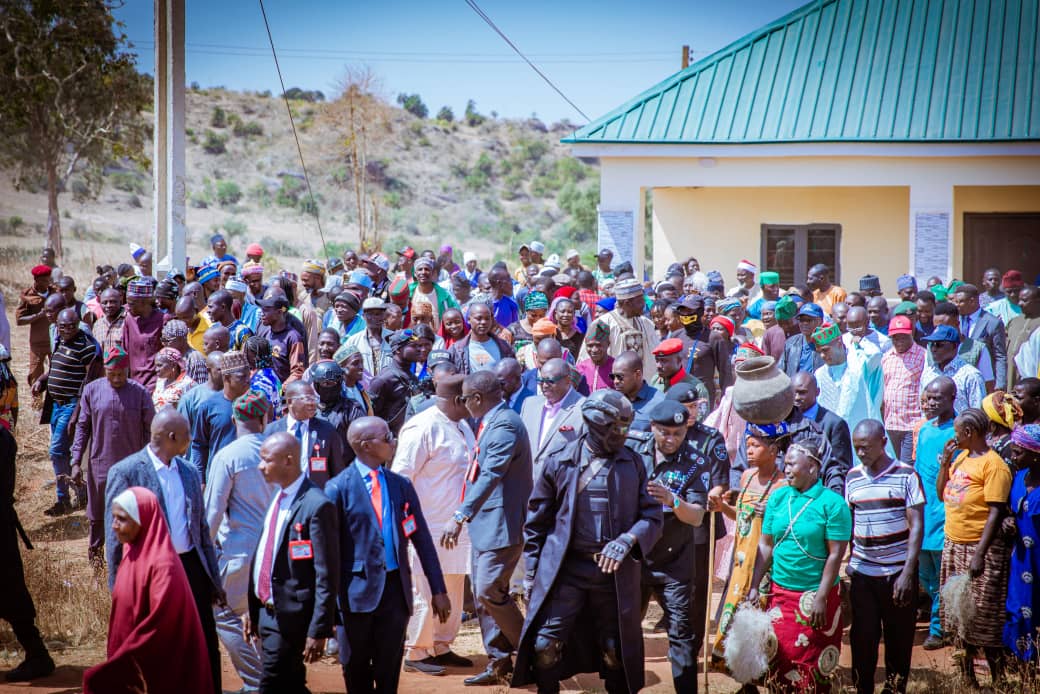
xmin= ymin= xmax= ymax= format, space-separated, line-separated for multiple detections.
xmin=369 ymin=470 xmax=383 ymax=527
xmin=257 ymin=491 xmax=287 ymax=605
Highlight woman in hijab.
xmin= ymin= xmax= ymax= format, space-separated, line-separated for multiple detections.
xmin=436 ymin=307 xmax=468 ymax=349
xmin=1004 ymin=424 xmax=1040 ymax=664
xmin=83 ymin=487 xmax=213 ymax=694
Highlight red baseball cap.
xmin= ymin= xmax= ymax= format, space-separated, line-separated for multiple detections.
xmin=888 ymin=315 xmax=914 ymax=336
xmin=396 ymin=246 xmax=416 ymax=260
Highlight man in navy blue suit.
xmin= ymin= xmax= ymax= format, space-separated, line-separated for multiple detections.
xmin=325 ymin=416 xmax=450 ymax=692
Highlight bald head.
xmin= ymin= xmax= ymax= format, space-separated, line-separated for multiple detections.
xmin=493 ymin=357 xmax=522 ymax=397
xmin=852 ymin=419 xmax=886 ymax=440
xmin=535 ymin=337 xmax=563 ymax=363
xmin=791 ymin=371 xmax=819 ymax=411
xmin=149 ymin=407 xmax=191 ymax=462
xmin=174 ymin=296 xmax=198 ymax=322
xmin=846 ymin=306 xmax=869 ymax=337
xmin=923 ymin=375 xmax=957 ymax=420
xmin=259 ymin=432 xmax=303 ymax=487
xmin=614 ymin=351 xmax=642 ymax=374
xmin=202 ymin=323 xmax=230 ymax=353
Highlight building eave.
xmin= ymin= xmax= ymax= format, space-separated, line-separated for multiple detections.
xmin=566 ymin=140 xmax=1040 ymax=160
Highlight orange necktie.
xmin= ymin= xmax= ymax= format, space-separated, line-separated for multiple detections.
xmin=369 ymin=469 xmax=383 ymax=527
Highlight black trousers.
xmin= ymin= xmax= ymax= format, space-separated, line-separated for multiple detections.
xmin=690 ymin=541 xmax=710 ymax=657
xmin=258 ymin=606 xmax=310 ymax=693
xmin=340 ymin=570 xmax=409 ymax=694
xmin=179 ymin=550 xmax=221 ymax=694
xmin=0 ymin=535 xmax=47 ymax=660
xmin=641 ymin=576 xmax=697 ymax=693
xmin=535 ymin=555 xmax=628 ymax=694
xmin=849 ymin=571 xmax=917 ymax=694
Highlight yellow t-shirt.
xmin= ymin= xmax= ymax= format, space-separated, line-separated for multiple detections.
xmin=813 ymin=285 xmax=847 ymax=316
xmin=942 ymin=449 xmax=1012 ymax=543
xmin=187 ymin=312 xmax=213 ymax=355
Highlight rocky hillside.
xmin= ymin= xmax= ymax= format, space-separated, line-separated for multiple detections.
xmin=0 ymin=87 xmax=599 ymax=287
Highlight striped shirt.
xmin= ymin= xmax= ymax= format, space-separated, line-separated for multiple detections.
xmin=845 ymin=460 xmax=926 ymax=577
xmin=48 ymin=331 xmax=99 ymax=403
xmin=881 ymin=342 xmax=926 ymax=430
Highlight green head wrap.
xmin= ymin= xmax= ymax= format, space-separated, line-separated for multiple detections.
xmin=774 ymin=295 xmax=798 ymax=322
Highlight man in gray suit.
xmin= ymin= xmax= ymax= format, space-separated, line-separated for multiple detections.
xmin=105 ymin=408 xmax=225 ymax=694
xmin=441 ymin=370 xmax=532 ymax=685
xmin=520 ymin=358 xmax=584 ymax=476
xmin=204 ymin=391 xmax=276 ymax=692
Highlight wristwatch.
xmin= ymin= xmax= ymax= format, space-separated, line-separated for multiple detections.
xmin=672 ymin=496 xmax=681 ymax=510
xmin=452 ymin=510 xmax=469 ymax=525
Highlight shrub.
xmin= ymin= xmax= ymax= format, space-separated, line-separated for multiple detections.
xmin=233 ymin=120 xmax=263 ymax=138
xmin=396 ymin=93 xmax=428 ymax=119
xmin=248 ymin=183 xmax=272 ymax=207
xmin=514 ymin=137 xmax=549 ymax=164
xmin=213 ymin=218 xmax=248 ymax=239
xmin=110 ymin=171 xmax=143 ymax=194
xmin=464 ymin=170 xmax=489 ymax=191
xmin=128 ymin=195 xmax=142 ymax=208
xmin=276 ymin=176 xmax=304 ymax=207
xmin=215 ymin=180 xmax=242 ymax=206
xmin=436 ymin=106 xmax=454 ymax=123
xmin=330 ymin=166 xmax=350 ymax=186
xmin=298 ymin=197 xmax=319 ymax=217
xmin=464 ymin=100 xmax=485 ymax=127
xmin=474 ymin=152 xmax=494 ymax=178
xmin=211 ymin=106 xmax=227 ymax=128
xmin=383 ymin=191 xmax=402 ymax=209
xmin=282 ymin=87 xmax=325 ymax=102
xmin=409 ymin=120 xmax=425 ymax=137
xmin=203 ymin=130 xmax=227 ymax=154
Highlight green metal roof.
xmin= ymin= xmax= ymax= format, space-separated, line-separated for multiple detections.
xmin=566 ymin=0 xmax=1040 ymax=144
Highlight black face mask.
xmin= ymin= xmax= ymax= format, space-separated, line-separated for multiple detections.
xmin=681 ymin=312 xmax=703 ymax=337
xmin=585 ymin=420 xmax=629 ymax=456
xmin=314 ymin=381 xmax=341 ymax=405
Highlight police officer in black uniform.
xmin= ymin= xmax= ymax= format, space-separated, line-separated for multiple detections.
xmin=627 ymin=399 xmax=729 ymax=692
xmin=512 ymin=389 xmax=662 ymax=694
xmin=0 ymin=425 xmax=55 ymax=682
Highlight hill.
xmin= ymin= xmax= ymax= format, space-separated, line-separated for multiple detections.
xmin=0 ymin=87 xmax=598 ymax=291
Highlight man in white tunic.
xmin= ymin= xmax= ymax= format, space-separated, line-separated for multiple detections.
xmin=812 ymin=323 xmax=891 ymax=463
xmin=391 ymin=374 xmax=475 ymax=675
xmin=581 ymin=278 xmax=659 ymax=377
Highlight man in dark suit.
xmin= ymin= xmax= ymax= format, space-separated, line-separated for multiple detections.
xmin=495 ymin=358 xmax=533 ymax=413
xmin=246 ymin=432 xmax=339 ymax=693
xmin=791 ymin=371 xmax=853 ymax=494
xmin=265 ymin=380 xmax=347 ymax=490
xmin=105 ymin=408 xmax=225 ymax=693
xmin=778 ymin=303 xmax=826 ymax=377
xmin=441 ymin=370 xmax=533 ymax=685
xmin=952 ymin=283 xmax=1008 ymax=389
xmin=325 ymin=416 xmax=450 ymax=692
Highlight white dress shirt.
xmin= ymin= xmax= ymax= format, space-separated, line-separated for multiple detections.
xmin=252 ymin=473 xmax=306 ymax=603
xmin=285 ymin=414 xmax=313 ymax=472
xmin=147 ymin=445 xmax=192 ymax=554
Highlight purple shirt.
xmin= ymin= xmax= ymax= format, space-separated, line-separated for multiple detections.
xmin=122 ymin=310 xmax=168 ymax=392
xmin=71 ymin=377 xmax=155 ymax=481
xmin=575 ymin=356 xmax=614 ymax=392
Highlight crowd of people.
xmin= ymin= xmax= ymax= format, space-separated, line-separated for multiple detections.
xmin=2 ymin=235 xmax=1040 ymax=693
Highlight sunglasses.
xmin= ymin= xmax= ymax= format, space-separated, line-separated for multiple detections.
xmin=609 ymin=373 xmax=626 ymax=381
xmin=537 ymin=374 xmax=568 ymax=385
xmin=459 ymin=393 xmax=479 ymax=403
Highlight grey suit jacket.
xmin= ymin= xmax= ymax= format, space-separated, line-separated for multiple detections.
xmin=105 ymin=447 xmax=222 ymax=594
xmin=519 ymin=388 xmax=584 ymax=473
xmin=460 ymin=402 xmax=533 ymax=552
xmin=969 ymin=310 xmax=1008 ymax=389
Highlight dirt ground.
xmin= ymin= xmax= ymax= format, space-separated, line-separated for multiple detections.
xmin=0 ymin=309 xmax=972 ymax=693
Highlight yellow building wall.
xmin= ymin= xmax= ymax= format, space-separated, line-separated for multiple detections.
xmin=953 ymin=186 xmax=1040 ymax=277
xmin=653 ymin=187 xmax=909 ymax=294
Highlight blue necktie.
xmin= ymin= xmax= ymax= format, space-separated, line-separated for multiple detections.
xmin=293 ymin=422 xmax=304 ymax=445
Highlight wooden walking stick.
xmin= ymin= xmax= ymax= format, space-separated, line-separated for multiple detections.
xmin=703 ymin=510 xmax=717 ymax=693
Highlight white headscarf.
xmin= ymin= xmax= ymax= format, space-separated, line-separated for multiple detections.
xmin=112 ymin=488 xmax=140 ymax=525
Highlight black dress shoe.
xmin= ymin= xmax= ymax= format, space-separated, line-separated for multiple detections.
xmin=432 ymin=650 xmax=474 ymax=667
xmin=5 ymin=653 xmax=55 ymax=681
xmin=403 ymin=658 xmax=446 ymax=676
xmin=464 ymin=666 xmax=510 ymax=686
xmin=43 ymin=500 xmax=71 ymax=517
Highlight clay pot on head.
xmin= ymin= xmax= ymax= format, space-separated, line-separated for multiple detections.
xmin=731 ymin=356 xmax=794 ymax=425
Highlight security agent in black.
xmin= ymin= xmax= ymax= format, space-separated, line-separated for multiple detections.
xmin=627 ymin=398 xmax=729 ymax=692
xmin=512 ymin=389 xmax=663 ymax=694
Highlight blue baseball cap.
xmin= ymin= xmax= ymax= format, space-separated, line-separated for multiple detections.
xmin=796 ymin=302 xmax=825 ymax=320
xmin=348 ymin=270 xmax=373 ymax=290
xmin=921 ymin=324 xmax=961 ymax=344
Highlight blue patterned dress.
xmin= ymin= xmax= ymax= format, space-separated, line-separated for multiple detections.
xmin=1005 ymin=469 xmax=1040 ymax=660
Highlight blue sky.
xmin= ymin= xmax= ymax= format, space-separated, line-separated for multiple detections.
xmin=115 ymin=0 xmax=807 ymax=123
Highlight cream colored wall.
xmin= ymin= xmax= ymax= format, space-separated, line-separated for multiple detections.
xmin=652 ymin=187 xmax=909 ymax=294
xmin=953 ymin=186 xmax=1040 ymax=275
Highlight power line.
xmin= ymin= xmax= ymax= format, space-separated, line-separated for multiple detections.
xmin=257 ymin=0 xmax=329 ymax=260
xmin=461 ymin=0 xmax=590 ymax=122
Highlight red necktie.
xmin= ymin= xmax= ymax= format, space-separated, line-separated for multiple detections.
xmin=370 ymin=470 xmax=383 ymax=527
xmin=257 ymin=491 xmax=286 ymax=605
xmin=461 ymin=422 xmax=485 ymax=502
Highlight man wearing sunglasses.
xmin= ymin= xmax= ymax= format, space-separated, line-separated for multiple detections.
xmin=521 ymin=358 xmax=584 ymax=477
xmin=264 ymin=380 xmax=347 ymax=490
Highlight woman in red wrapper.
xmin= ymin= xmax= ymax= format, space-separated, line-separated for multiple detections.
xmin=83 ymin=487 xmax=213 ymax=694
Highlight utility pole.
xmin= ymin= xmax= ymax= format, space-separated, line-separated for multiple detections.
xmin=153 ymin=0 xmax=187 ymax=275
xmin=682 ymin=44 xmax=690 ymax=69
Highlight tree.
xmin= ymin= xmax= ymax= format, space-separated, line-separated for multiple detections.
xmin=436 ymin=106 xmax=454 ymax=123
xmin=396 ymin=93 xmax=427 ymax=119
xmin=324 ymin=67 xmax=392 ymax=253
xmin=0 ymin=1 xmax=150 ymax=259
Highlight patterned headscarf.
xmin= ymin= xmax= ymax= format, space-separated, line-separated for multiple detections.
xmin=745 ymin=421 xmax=790 ymax=440
xmin=1011 ymin=424 xmax=1040 ymax=453
xmin=233 ymin=390 xmax=272 ymax=422
xmin=983 ymin=391 xmax=1022 ymax=430
xmin=156 ymin=347 xmax=184 ymax=370
xmin=525 ymin=292 xmax=549 ymax=311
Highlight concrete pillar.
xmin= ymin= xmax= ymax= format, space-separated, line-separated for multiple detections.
xmin=597 ymin=161 xmax=646 ymax=278
xmin=908 ymin=181 xmax=954 ymax=283
xmin=153 ymin=0 xmax=187 ymax=276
